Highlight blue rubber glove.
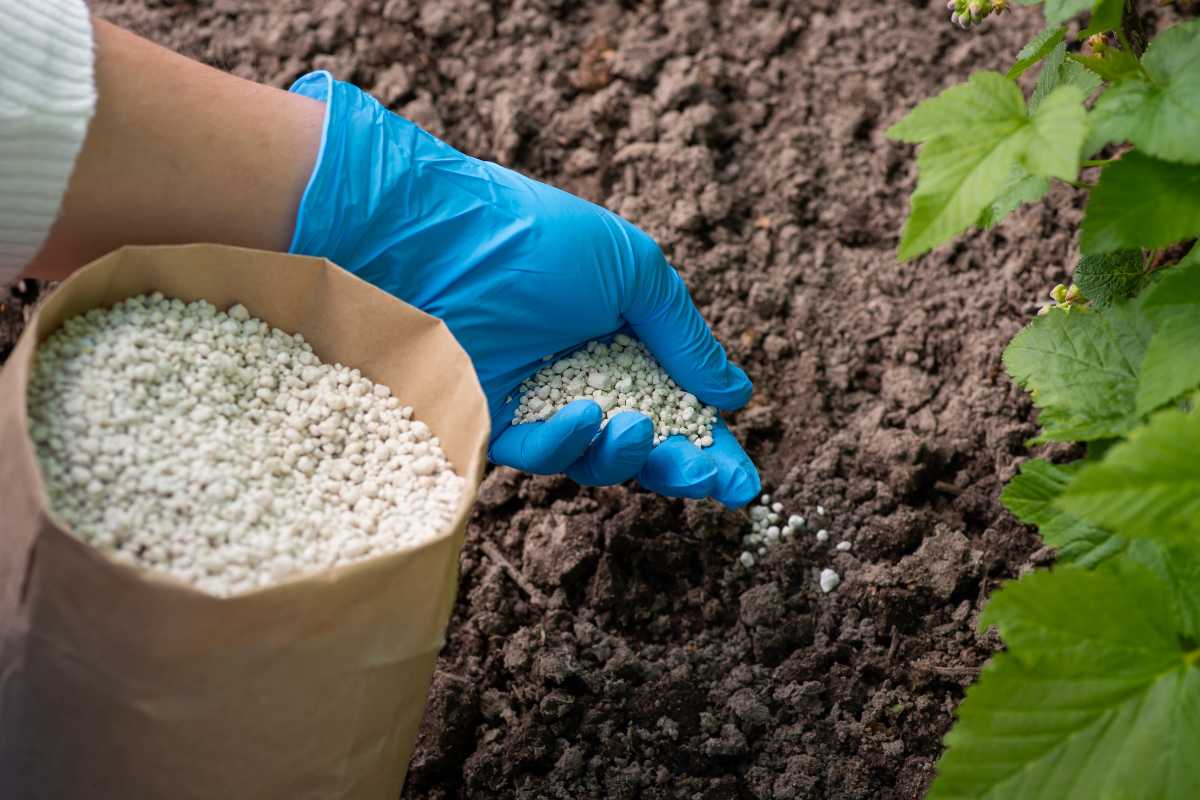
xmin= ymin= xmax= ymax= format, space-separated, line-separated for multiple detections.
xmin=287 ymin=72 xmax=759 ymax=507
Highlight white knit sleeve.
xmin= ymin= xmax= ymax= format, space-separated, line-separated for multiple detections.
xmin=0 ymin=0 xmax=96 ymax=284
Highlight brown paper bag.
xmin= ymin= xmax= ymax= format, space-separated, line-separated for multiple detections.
xmin=0 ymin=244 xmax=489 ymax=799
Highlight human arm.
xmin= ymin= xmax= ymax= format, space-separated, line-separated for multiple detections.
xmin=3 ymin=11 xmax=758 ymax=505
xmin=20 ymin=17 xmax=324 ymax=280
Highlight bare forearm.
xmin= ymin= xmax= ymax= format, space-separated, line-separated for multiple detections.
xmin=23 ymin=18 xmax=324 ymax=280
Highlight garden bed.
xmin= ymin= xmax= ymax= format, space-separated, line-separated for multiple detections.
xmin=4 ymin=1 xmax=1183 ymax=797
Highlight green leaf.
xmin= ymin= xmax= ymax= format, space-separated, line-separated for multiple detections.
xmin=888 ymin=73 xmax=1087 ymax=260
xmin=1008 ymin=27 xmax=1067 ymax=79
xmin=1136 ymin=254 xmax=1200 ymax=414
xmin=887 ymin=72 xmax=1028 ymax=144
xmin=1137 ymin=323 xmax=1200 ymax=414
xmin=1081 ymin=0 xmax=1124 ymax=35
xmin=1081 ymin=152 xmax=1200 ymax=254
xmin=1023 ymin=85 xmax=1090 ymax=180
xmin=1182 ymin=242 xmax=1200 ymax=269
xmin=1059 ymin=408 xmax=1200 ymax=541
xmin=1122 ymin=540 xmax=1200 ymax=639
xmin=1002 ymin=459 xmax=1121 ymax=564
xmin=1039 ymin=41 xmax=1103 ymax=156
xmin=1003 ymin=301 xmax=1153 ymax=441
xmin=1088 ymin=20 xmax=1200 ymax=165
xmin=1085 ymin=437 xmax=1121 ymax=462
xmin=983 ymin=43 xmax=1080 ymax=229
xmin=930 ymin=566 xmax=1200 ymax=800
xmin=1033 ymin=43 xmax=1102 ymax=111
xmin=1073 ymin=249 xmax=1145 ymax=307
xmin=1036 ymin=0 xmax=1102 ymax=25
xmin=1070 ymin=50 xmax=1143 ymax=82
xmin=976 ymin=167 xmax=1050 ymax=229
xmin=896 ymin=138 xmax=1026 ymax=260
xmin=1143 ymin=246 xmax=1200 ymax=309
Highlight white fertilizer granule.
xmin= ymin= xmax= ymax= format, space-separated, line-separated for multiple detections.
xmin=27 ymin=293 xmax=465 ymax=597
xmin=512 ymin=334 xmax=718 ymax=447
xmin=819 ymin=568 xmax=841 ymax=593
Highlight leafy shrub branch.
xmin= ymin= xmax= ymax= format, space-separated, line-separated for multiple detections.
xmin=890 ymin=1 xmax=1200 ymax=796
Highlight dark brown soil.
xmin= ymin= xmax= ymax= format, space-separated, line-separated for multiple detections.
xmin=8 ymin=1 xmax=1183 ymax=797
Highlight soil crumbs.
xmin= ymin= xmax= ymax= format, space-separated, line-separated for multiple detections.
xmin=13 ymin=1 xmax=1185 ymax=797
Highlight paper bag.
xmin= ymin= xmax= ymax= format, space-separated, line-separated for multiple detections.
xmin=0 ymin=244 xmax=489 ymax=799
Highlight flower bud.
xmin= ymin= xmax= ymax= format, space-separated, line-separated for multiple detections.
xmin=1050 ymin=283 xmax=1068 ymax=304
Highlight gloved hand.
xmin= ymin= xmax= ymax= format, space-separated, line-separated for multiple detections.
xmin=287 ymin=71 xmax=759 ymax=507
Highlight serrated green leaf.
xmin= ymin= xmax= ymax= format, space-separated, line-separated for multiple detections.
xmin=1078 ymin=42 xmax=1134 ymax=157
xmin=1002 ymin=459 xmax=1120 ymax=564
xmin=897 ymin=138 xmax=1028 ymax=260
xmin=1070 ymin=50 xmax=1143 ymax=82
xmin=1136 ymin=254 xmax=1200 ymax=414
xmin=1074 ymin=249 xmax=1145 ymax=307
xmin=1081 ymin=152 xmax=1200 ymax=254
xmin=1088 ymin=20 xmax=1200 ymax=165
xmin=1136 ymin=319 xmax=1200 ymax=414
xmin=1144 ymin=247 xmax=1200 ymax=310
xmin=1082 ymin=0 xmax=1124 ymax=35
xmin=930 ymin=566 xmax=1200 ymax=800
xmin=976 ymin=166 xmax=1050 ymax=229
xmin=889 ymin=73 xmax=1087 ymax=260
xmin=1034 ymin=0 xmax=1103 ymax=25
xmin=1003 ymin=302 xmax=1152 ymax=441
xmin=1023 ymin=86 xmax=1089 ymax=180
xmin=1015 ymin=0 xmax=1123 ymax=27
xmin=1033 ymin=43 xmax=1102 ymax=111
xmin=1122 ymin=540 xmax=1200 ymax=639
xmin=1008 ymin=27 xmax=1067 ymax=79
xmin=1059 ymin=408 xmax=1200 ymax=541
xmin=887 ymin=72 xmax=1028 ymax=144
xmin=1143 ymin=247 xmax=1200 ymax=311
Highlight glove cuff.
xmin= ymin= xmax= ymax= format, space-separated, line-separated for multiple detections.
xmin=286 ymin=70 xmax=335 ymax=255
xmin=285 ymin=70 xmax=415 ymax=264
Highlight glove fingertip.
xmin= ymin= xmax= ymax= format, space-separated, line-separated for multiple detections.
xmin=566 ymin=411 xmax=654 ymax=486
xmin=490 ymin=399 xmax=602 ymax=474
xmin=638 ymin=439 xmax=718 ymax=499
xmin=607 ymin=410 xmax=654 ymax=443
xmin=714 ymin=462 xmax=761 ymax=508
xmin=557 ymin=397 xmax=605 ymax=428
xmin=714 ymin=363 xmax=754 ymax=411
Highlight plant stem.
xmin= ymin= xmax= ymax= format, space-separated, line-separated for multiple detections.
xmin=1082 ymin=159 xmax=1116 ymax=168
xmin=1122 ymin=0 xmax=1149 ymax=58
xmin=1115 ymin=28 xmax=1155 ymax=81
